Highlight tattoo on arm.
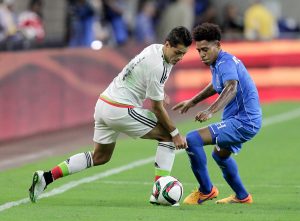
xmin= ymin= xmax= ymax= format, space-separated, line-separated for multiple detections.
xmin=207 ymin=80 xmax=238 ymax=114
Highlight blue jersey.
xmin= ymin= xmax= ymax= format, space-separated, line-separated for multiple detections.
xmin=211 ymin=50 xmax=262 ymax=133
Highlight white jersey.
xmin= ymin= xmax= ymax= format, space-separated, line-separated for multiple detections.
xmin=102 ymin=44 xmax=173 ymax=107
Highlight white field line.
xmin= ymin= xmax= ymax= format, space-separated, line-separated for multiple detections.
xmin=0 ymin=150 xmax=54 ymax=169
xmin=1 ymin=107 xmax=300 ymax=212
xmin=262 ymin=107 xmax=300 ymax=126
xmin=0 ymin=157 xmax=155 ymax=212
xmin=97 ymin=180 xmax=300 ymax=189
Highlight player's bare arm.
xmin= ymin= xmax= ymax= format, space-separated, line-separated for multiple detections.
xmin=195 ymin=80 xmax=237 ymax=122
xmin=172 ymin=83 xmax=216 ymax=114
xmin=151 ymin=100 xmax=187 ymax=149
xmin=164 ymin=92 xmax=170 ymax=106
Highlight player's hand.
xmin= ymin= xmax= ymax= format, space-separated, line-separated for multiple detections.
xmin=172 ymin=99 xmax=196 ymax=114
xmin=195 ymin=110 xmax=213 ymax=122
xmin=172 ymin=134 xmax=188 ymax=149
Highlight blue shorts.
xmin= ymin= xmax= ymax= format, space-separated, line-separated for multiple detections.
xmin=208 ymin=118 xmax=258 ymax=153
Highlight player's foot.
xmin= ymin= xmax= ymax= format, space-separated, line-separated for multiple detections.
xmin=215 ymin=194 xmax=253 ymax=204
xmin=29 ymin=171 xmax=47 ymax=203
xmin=183 ymin=186 xmax=219 ymax=205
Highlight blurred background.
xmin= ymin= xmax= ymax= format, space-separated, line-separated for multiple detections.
xmin=1 ymin=0 xmax=300 ymax=50
xmin=0 ymin=0 xmax=300 ymax=169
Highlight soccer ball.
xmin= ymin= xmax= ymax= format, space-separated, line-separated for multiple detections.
xmin=151 ymin=176 xmax=183 ymax=206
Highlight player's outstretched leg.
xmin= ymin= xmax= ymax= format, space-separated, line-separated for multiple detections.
xmin=150 ymin=142 xmax=175 ymax=205
xmin=29 ymin=151 xmax=94 ymax=203
xmin=212 ymin=151 xmax=253 ymax=204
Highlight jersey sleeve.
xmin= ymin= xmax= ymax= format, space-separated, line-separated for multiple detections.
xmin=146 ymin=64 xmax=166 ymax=101
xmin=219 ymin=59 xmax=239 ymax=84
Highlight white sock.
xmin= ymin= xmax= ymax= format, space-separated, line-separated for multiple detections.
xmin=154 ymin=142 xmax=175 ymax=179
xmin=52 ymin=152 xmax=94 ymax=180
xmin=67 ymin=151 xmax=94 ymax=174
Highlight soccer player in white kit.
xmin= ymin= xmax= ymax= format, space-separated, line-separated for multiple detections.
xmin=29 ymin=26 xmax=192 ymax=203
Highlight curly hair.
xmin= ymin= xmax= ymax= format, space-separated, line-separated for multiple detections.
xmin=193 ymin=23 xmax=222 ymax=42
xmin=165 ymin=26 xmax=193 ymax=47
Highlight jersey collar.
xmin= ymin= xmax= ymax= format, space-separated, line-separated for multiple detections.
xmin=211 ymin=50 xmax=225 ymax=67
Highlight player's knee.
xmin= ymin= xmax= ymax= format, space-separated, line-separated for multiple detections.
xmin=157 ymin=134 xmax=172 ymax=142
xmin=212 ymin=151 xmax=222 ymax=164
xmin=158 ymin=128 xmax=172 ymax=142
xmin=186 ymin=130 xmax=204 ymax=148
xmin=212 ymin=151 xmax=237 ymax=178
xmin=150 ymin=124 xmax=172 ymax=142
xmin=212 ymin=151 xmax=229 ymax=178
xmin=92 ymin=153 xmax=111 ymax=166
xmin=212 ymin=151 xmax=229 ymax=167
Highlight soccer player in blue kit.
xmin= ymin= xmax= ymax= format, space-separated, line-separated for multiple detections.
xmin=173 ymin=23 xmax=262 ymax=204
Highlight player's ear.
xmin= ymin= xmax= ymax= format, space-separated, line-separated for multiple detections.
xmin=165 ymin=41 xmax=171 ymax=48
xmin=215 ymin=40 xmax=221 ymax=48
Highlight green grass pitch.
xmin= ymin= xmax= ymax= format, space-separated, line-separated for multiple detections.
xmin=0 ymin=102 xmax=299 ymax=221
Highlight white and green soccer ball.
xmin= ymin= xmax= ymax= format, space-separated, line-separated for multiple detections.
xmin=151 ymin=176 xmax=183 ymax=206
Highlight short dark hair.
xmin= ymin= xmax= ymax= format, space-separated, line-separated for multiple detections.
xmin=165 ymin=26 xmax=192 ymax=47
xmin=193 ymin=23 xmax=222 ymax=42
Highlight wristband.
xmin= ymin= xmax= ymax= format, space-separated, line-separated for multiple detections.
xmin=170 ymin=128 xmax=179 ymax=137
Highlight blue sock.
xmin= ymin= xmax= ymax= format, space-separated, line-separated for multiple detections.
xmin=186 ymin=130 xmax=212 ymax=194
xmin=212 ymin=151 xmax=248 ymax=200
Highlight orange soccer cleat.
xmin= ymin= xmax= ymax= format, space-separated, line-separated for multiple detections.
xmin=215 ymin=194 xmax=253 ymax=204
xmin=183 ymin=186 xmax=219 ymax=205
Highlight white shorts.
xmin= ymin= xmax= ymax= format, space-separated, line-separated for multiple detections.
xmin=93 ymin=99 xmax=157 ymax=144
